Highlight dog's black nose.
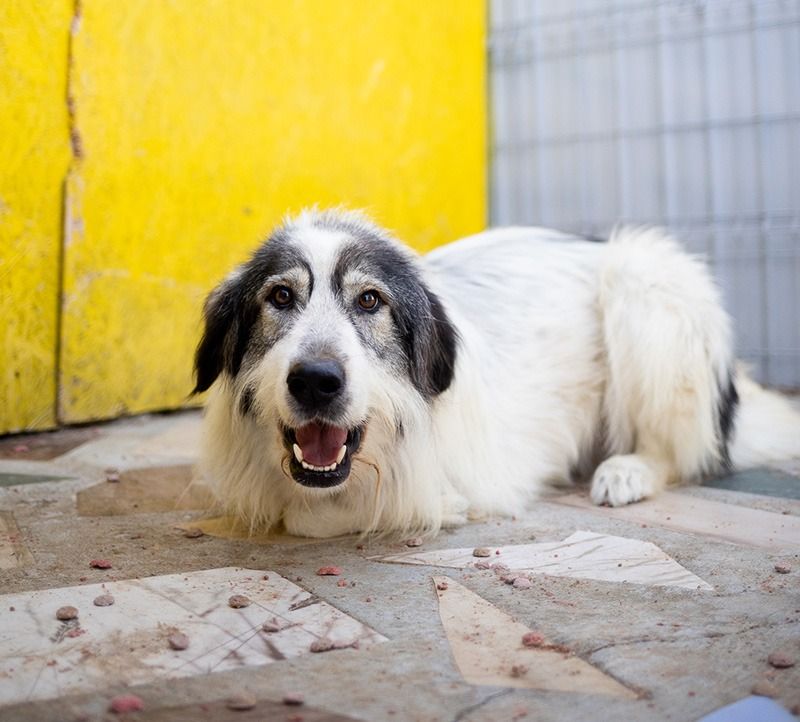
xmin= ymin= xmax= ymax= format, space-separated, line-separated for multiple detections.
xmin=287 ymin=359 xmax=346 ymax=410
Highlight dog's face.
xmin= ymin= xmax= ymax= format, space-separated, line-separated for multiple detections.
xmin=194 ymin=211 xmax=457 ymax=491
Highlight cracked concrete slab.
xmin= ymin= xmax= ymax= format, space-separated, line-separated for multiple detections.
xmin=0 ymin=409 xmax=798 ymax=720
xmin=374 ymin=530 xmax=714 ymax=590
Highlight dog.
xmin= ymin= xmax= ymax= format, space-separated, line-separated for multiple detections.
xmin=193 ymin=209 xmax=800 ymax=537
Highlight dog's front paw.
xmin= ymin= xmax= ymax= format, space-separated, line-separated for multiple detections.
xmin=590 ymin=455 xmax=656 ymax=507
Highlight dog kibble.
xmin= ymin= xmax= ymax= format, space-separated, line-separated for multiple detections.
xmin=405 ymin=537 xmax=423 ymax=547
xmin=316 ymin=566 xmax=342 ymax=576
xmin=262 ymin=619 xmax=282 ymax=633
xmin=521 ymin=632 xmax=545 ymax=648
xmin=436 ymin=581 xmax=449 ymax=591
xmin=510 ymin=664 xmax=528 ymax=678
xmin=768 ymin=650 xmax=796 ymax=668
xmin=751 ymin=680 xmax=779 ymax=698
xmin=513 ymin=577 xmax=533 ymax=589
xmin=183 ymin=528 xmax=204 ymax=539
xmin=89 ymin=559 xmax=112 ymax=569
xmin=226 ymin=693 xmax=257 ymax=710
xmin=93 ymin=594 xmax=114 ymax=607
xmin=472 ymin=547 xmax=492 ymax=558
xmin=283 ymin=693 xmax=304 ymax=706
xmin=228 ymin=594 xmax=251 ymax=608
xmin=774 ymin=564 xmax=791 ymax=574
xmin=109 ymin=694 xmax=144 ymax=713
xmin=310 ymin=638 xmax=336 ymax=653
xmin=56 ymin=606 xmax=78 ymax=621
xmin=167 ymin=632 xmax=190 ymax=650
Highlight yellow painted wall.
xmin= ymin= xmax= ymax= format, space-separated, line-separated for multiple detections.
xmin=3 ymin=1 xmax=486 ymax=429
xmin=0 ymin=3 xmax=72 ymax=434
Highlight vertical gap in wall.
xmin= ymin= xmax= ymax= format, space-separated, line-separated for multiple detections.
xmin=484 ymin=0 xmax=493 ymax=229
xmin=56 ymin=0 xmax=83 ymax=426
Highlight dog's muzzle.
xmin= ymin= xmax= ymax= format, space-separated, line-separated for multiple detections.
xmin=284 ymin=358 xmax=364 ymax=487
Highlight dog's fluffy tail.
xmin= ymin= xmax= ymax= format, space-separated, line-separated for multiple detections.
xmin=730 ymin=366 xmax=800 ymax=469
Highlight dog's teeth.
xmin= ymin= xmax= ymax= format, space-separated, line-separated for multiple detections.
xmin=336 ymin=445 xmax=347 ymax=464
xmin=293 ymin=444 xmax=304 ymax=463
xmin=300 ymin=460 xmax=338 ymax=473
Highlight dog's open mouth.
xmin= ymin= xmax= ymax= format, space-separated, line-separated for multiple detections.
xmin=283 ymin=423 xmax=364 ymax=488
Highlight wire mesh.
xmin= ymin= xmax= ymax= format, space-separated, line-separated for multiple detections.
xmin=489 ymin=0 xmax=800 ymax=388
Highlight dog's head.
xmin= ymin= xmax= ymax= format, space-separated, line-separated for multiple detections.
xmin=194 ymin=210 xmax=458 ymax=490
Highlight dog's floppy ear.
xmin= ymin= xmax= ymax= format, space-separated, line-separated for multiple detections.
xmin=408 ymin=288 xmax=458 ymax=397
xmin=193 ymin=272 xmax=255 ymax=394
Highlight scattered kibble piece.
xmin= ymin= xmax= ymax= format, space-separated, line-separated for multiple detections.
xmin=310 ymin=638 xmax=336 ymax=653
xmin=262 ymin=619 xmax=282 ymax=633
xmin=316 ymin=566 xmax=342 ymax=576
xmin=751 ymin=680 xmax=779 ymax=698
xmin=90 ymin=559 xmax=112 ymax=569
xmin=105 ymin=468 xmax=120 ymax=483
xmin=768 ymin=650 xmax=796 ymax=668
xmin=109 ymin=694 xmax=144 ymax=713
xmin=282 ymin=693 xmax=304 ymax=706
xmin=93 ymin=594 xmax=114 ymax=607
xmin=513 ymin=577 xmax=533 ymax=590
xmin=56 ymin=606 xmax=79 ymax=621
xmin=436 ymin=581 xmax=449 ymax=591
xmin=167 ymin=632 xmax=190 ymax=650
xmin=774 ymin=564 xmax=791 ymax=574
xmin=226 ymin=693 xmax=257 ymax=710
xmin=472 ymin=547 xmax=492 ymax=558
xmin=510 ymin=664 xmax=528 ymax=678
xmin=521 ymin=632 xmax=545 ymax=648
xmin=405 ymin=537 xmax=423 ymax=547
xmin=228 ymin=594 xmax=251 ymax=609
xmin=183 ymin=528 xmax=204 ymax=539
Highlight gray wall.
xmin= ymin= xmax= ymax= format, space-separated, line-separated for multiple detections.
xmin=489 ymin=0 xmax=800 ymax=388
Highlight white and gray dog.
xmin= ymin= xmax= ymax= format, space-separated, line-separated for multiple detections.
xmin=194 ymin=209 xmax=800 ymax=537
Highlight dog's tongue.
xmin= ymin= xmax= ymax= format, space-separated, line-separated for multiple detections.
xmin=296 ymin=423 xmax=347 ymax=466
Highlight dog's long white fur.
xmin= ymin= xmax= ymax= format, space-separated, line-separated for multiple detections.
xmin=199 ymin=213 xmax=800 ymax=537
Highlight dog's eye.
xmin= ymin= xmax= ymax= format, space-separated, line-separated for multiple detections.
xmin=357 ymin=290 xmax=381 ymax=312
xmin=269 ymin=285 xmax=294 ymax=309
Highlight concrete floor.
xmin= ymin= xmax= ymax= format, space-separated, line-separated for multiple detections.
xmin=0 ymin=410 xmax=798 ymax=721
